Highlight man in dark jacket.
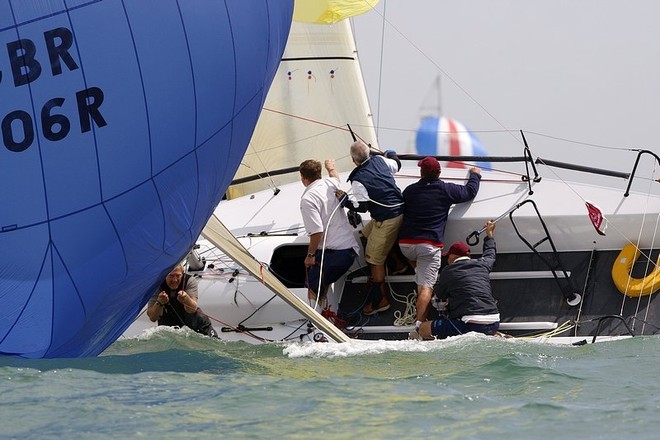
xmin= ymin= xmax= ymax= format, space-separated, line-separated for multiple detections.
xmin=399 ymin=157 xmax=480 ymax=331
xmin=417 ymin=220 xmax=499 ymax=340
xmin=345 ymin=140 xmax=404 ymax=315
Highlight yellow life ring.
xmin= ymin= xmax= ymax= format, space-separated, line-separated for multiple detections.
xmin=611 ymin=243 xmax=660 ymax=297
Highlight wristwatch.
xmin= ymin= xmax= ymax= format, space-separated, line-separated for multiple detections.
xmin=307 ymin=253 xmax=315 ymax=257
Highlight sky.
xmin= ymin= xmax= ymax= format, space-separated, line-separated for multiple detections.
xmin=349 ymin=0 xmax=660 ymax=186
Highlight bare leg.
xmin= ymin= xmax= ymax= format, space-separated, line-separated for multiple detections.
xmin=371 ymin=264 xmax=386 ymax=283
xmin=363 ymin=264 xmax=390 ymax=315
xmin=419 ymin=321 xmax=434 ymax=340
xmin=308 ymin=288 xmax=328 ymax=309
xmin=389 ymin=243 xmax=409 ymax=273
xmin=415 ymin=285 xmax=433 ymax=323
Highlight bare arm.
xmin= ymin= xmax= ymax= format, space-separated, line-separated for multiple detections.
xmin=481 ymin=220 xmax=497 ymax=270
xmin=485 ymin=219 xmax=495 ymax=238
xmin=178 ymin=276 xmax=199 ymax=313
xmin=305 ymin=232 xmax=323 ymax=268
xmin=325 ymin=159 xmax=339 ymax=179
xmin=146 ymin=291 xmax=169 ymax=322
xmin=177 ymin=290 xmax=198 ymax=313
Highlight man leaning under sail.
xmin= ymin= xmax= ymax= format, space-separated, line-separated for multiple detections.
xmin=147 ymin=265 xmax=218 ymax=337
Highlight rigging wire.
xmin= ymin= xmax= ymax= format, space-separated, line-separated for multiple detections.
xmin=240 ymin=147 xmax=280 ymax=193
xmin=357 ymin=2 xmax=660 ymax=218
xmin=524 ymin=130 xmax=645 ymax=152
xmin=362 ymin=0 xmax=521 ymax=147
xmin=261 ymin=108 xmax=374 ymax=147
xmin=374 ymin=0 xmax=387 ymax=138
xmin=534 ymin=152 xmax=657 ymax=251
xmin=625 ymin=164 xmax=660 ymax=332
xmin=641 ymin=223 xmax=660 ymax=334
xmin=234 ymin=225 xmax=305 ymax=239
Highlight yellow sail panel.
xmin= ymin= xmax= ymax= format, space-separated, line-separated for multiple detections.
xmin=227 ymin=19 xmax=378 ymax=199
xmin=293 ymin=0 xmax=380 ymax=24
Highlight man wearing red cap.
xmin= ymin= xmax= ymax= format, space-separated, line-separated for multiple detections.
xmin=416 ymin=220 xmax=500 ymax=340
xmin=398 ymin=156 xmax=481 ymax=334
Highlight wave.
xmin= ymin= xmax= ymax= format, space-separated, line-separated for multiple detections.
xmin=3 ymin=329 xmax=655 ymax=380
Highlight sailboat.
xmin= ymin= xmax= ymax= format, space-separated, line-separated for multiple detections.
xmin=124 ymin=5 xmax=660 ymax=345
xmin=414 ymin=76 xmax=491 ymax=170
xmin=416 ymin=114 xmax=490 ymax=168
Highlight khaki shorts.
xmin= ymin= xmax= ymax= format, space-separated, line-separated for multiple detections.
xmin=362 ymin=214 xmax=403 ymax=265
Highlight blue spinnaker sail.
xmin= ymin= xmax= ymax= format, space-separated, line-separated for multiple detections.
xmin=0 ymin=0 xmax=294 ymax=358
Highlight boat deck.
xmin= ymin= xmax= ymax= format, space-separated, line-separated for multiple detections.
xmin=335 ymin=249 xmax=660 ymax=340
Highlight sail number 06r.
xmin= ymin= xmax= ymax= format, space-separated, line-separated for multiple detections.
xmin=2 ymin=86 xmax=107 ymax=152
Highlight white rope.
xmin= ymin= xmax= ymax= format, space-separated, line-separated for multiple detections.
xmin=343 ymin=184 xmax=404 ymax=208
xmin=384 ymin=267 xmax=417 ymax=326
xmin=519 ymin=320 xmax=576 ymax=339
xmin=311 ymin=198 xmax=345 ymax=309
xmin=342 ymin=181 xmax=404 ymax=209
xmin=366 ymin=197 xmax=404 ymax=208
xmin=311 ymin=180 xmax=353 ymax=310
xmin=392 ymin=291 xmax=417 ymax=326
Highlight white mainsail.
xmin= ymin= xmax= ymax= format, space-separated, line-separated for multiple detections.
xmin=227 ymin=19 xmax=378 ymax=198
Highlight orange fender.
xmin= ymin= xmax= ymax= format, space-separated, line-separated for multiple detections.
xmin=612 ymin=243 xmax=660 ymax=297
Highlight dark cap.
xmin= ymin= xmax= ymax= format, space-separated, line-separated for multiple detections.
xmin=418 ymin=156 xmax=441 ymax=173
xmin=443 ymin=241 xmax=471 ymax=257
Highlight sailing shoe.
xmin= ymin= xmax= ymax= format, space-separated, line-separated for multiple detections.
xmin=362 ymin=297 xmax=390 ymax=316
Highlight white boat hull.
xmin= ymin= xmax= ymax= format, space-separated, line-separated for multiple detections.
xmin=124 ymin=165 xmax=660 ymax=343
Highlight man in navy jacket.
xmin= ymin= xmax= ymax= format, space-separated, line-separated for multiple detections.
xmin=417 ymin=220 xmax=500 ymax=340
xmin=399 ymin=157 xmax=481 ymax=332
xmin=345 ymin=141 xmax=403 ymax=315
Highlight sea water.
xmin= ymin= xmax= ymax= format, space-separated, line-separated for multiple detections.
xmin=2 ymin=328 xmax=660 ymax=439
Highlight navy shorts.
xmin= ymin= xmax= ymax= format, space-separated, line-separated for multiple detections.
xmin=306 ymin=248 xmax=356 ymax=294
xmin=430 ymin=317 xmax=499 ymax=339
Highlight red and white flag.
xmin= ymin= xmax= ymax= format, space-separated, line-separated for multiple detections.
xmin=585 ymin=201 xmax=607 ymax=236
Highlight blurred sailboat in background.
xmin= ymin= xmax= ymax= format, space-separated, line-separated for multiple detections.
xmin=414 ymin=76 xmax=491 ymax=170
